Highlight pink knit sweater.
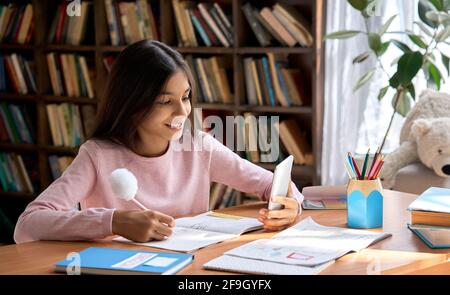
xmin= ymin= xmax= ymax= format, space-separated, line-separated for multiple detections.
xmin=14 ymin=132 xmax=303 ymax=243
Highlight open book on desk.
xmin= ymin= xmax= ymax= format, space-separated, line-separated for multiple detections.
xmin=218 ymin=217 xmax=391 ymax=268
xmin=114 ymin=212 xmax=263 ymax=252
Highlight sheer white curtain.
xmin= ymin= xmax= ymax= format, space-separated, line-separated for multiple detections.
xmin=321 ymin=0 xmax=384 ymax=185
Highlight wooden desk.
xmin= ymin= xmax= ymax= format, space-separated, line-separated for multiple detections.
xmin=0 ymin=190 xmax=448 ymax=275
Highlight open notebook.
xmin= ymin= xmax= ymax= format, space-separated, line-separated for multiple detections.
xmin=114 ymin=212 xmax=263 ymax=252
xmin=204 ymin=217 xmax=391 ymax=274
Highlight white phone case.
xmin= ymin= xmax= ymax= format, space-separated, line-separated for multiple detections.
xmin=268 ymin=155 xmax=294 ymax=210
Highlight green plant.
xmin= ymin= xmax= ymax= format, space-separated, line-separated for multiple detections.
xmin=325 ymin=0 xmax=450 ymax=151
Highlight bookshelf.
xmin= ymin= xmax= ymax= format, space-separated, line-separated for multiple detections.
xmin=0 ymin=0 xmax=325 ymax=221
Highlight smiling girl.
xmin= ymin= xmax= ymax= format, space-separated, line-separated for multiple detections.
xmin=14 ymin=40 xmax=304 ymax=243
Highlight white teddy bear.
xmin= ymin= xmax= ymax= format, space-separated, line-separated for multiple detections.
xmin=380 ymin=89 xmax=450 ymax=189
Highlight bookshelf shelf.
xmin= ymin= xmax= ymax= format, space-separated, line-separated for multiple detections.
xmin=0 ymin=44 xmax=34 ymax=50
xmin=39 ymin=145 xmax=79 ymax=155
xmin=237 ymin=47 xmax=313 ymax=54
xmin=0 ymin=0 xmax=325 ymax=214
xmin=0 ymin=93 xmax=37 ymax=102
xmin=0 ymin=191 xmax=38 ymax=201
xmin=43 ymin=45 xmax=97 ymax=52
xmin=0 ymin=143 xmax=38 ymax=153
xmin=238 ymin=105 xmax=312 ymax=115
xmin=41 ymin=95 xmax=98 ymax=105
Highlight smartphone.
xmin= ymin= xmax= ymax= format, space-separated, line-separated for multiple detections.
xmin=268 ymin=155 xmax=294 ymax=211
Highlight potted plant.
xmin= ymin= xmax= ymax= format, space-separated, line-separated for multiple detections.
xmin=325 ymin=0 xmax=450 ymax=151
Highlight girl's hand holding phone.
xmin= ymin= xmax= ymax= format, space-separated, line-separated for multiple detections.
xmin=258 ymin=184 xmax=301 ymax=232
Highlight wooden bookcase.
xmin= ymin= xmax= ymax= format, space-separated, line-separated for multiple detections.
xmin=0 ymin=0 xmax=325 ymax=208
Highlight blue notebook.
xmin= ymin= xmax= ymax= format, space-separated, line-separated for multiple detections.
xmin=55 ymin=247 xmax=194 ymax=275
xmin=408 ymin=224 xmax=450 ymax=249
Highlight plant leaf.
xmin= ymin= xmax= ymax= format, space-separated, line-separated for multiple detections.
xmin=414 ymin=21 xmax=433 ymax=37
xmin=418 ymin=0 xmax=439 ymax=28
xmin=353 ymin=69 xmax=375 ymax=92
xmin=397 ymin=51 xmax=423 ymax=86
xmin=391 ymin=39 xmax=412 ymax=52
xmin=391 ymin=91 xmax=411 ymax=117
xmin=407 ymin=84 xmax=416 ymax=100
xmin=377 ymin=41 xmax=390 ymax=56
xmin=436 ymin=26 xmax=450 ymax=42
xmin=347 ymin=0 xmax=369 ymax=11
xmin=352 ymin=52 xmax=371 ymax=64
xmin=408 ymin=34 xmax=428 ymax=49
xmin=389 ymin=72 xmax=400 ymax=88
xmin=425 ymin=11 xmax=450 ymax=24
xmin=324 ymin=30 xmax=361 ymax=39
xmin=429 ymin=0 xmax=444 ymax=10
xmin=441 ymin=52 xmax=450 ymax=75
xmin=378 ymin=86 xmax=389 ymax=101
xmin=380 ymin=15 xmax=397 ymax=35
xmin=428 ymin=63 xmax=442 ymax=90
xmin=390 ymin=55 xmax=402 ymax=67
xmin=368 ymin=33 xmax=382 ymax=52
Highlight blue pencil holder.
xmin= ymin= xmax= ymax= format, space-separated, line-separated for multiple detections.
xmin=347 ymin=179 xmax=383 ymax=229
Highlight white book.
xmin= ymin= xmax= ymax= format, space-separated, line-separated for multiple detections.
xmin=204 ymin=255 xmax=334 ymax=275
xmin=114 ymin=212 xmax=263 ymax=252
xmin=225 ymin=217 xmax=391 ymax=267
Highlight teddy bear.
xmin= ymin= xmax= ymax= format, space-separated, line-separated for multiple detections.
xmin=380 ymin=89 xmax=450 ymax=189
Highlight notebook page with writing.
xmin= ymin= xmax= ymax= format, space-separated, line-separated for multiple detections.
xmin=225 ymin=217 xmax=391 ymax=266
xmin=204 ymin=255 xmax=334 ymax=275
xmin=113 ymin=212 xmax=262 ymax=252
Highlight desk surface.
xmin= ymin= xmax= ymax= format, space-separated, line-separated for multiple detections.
xmin=0 ymin=190 xmax=449 ymax=275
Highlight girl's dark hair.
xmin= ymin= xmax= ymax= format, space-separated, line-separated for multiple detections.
xmin=91 ymin=40 xmax=194 ymax=150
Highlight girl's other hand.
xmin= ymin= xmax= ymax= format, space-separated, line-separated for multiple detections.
xmin=112 ymin=209 xmax=175 ymax=242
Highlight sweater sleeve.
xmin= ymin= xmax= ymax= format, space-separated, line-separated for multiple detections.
xmin=205 ymin=134 xmax=304 ymax=206
xmin=14 ymin=143 xmax=115 ymax=243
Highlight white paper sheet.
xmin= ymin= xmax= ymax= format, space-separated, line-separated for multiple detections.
xmin=225 ymin=217 xmax=391 ymax=266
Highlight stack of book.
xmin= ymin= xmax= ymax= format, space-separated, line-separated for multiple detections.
xmin=46 ymin=53 xmax=95 ymax=98
xmin=408 ymin=187 xmax=450 ymax=248
xmin=241 ymin=2 xmax=313 ymax=47
xmin=185 ymin=55 xmax=233 ymax=104
xmin=104 ymin=0 xmax=159 ymax=45
xmin=242 ymin=53 xmax=308 ymax=106
xmin=47 ymin=1 xmax=93 ymax=45
xmin=46 ymin=103 xmax=86 ymax=147
xmin=0 ymin=152 xmax=37 ymax=193
xmin=0 ymin=102 xmax=34 ymax=144
xmin=209 ymin=183 xmax=239 ymax=210
xmin=48 ymin=155 xmax=74 ymax=180
xmin=0 ymin=53 xmax=37 ymax=94
xmin=172 ymin=0 xmax=233 ymax=47
xmin=0 ymin=3 xmax=34 ymax=44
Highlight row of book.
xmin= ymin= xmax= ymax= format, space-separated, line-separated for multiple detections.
xmin=242 ymin=3 xmax=313 ymax=48
xmin=0 ymin=53 xmax=37 ymax=94
xmin=243 ymin=54 xmax=308 ymax=106
xmin=173 ymin=0 xmax=233 ymax=47
xmin=0 ymin=3 xmax=34 ymax=44
xmin=185 ymin=55 xmax=233 ymax=104
xmin=104 ymin=0 xmax=159 ymax=46
xmin=46 ymin=53 xmax=95 ymax=98
xmin=209 ymin=182 xmax=239 ymax=210
xmin=48 ymin=1 xmax=93 ymax=45
xmin=238 ymin=113 xmax=312 ymax=165
xmin=0 ymin=152 xmax=38 ymax=193
xmin=0 ymin=102 xmax=34 ymax=144
xmin=46 ymin=103 xmax=96 ymax=147
xmin=48 ymin=155 xmax=74 ymax=181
